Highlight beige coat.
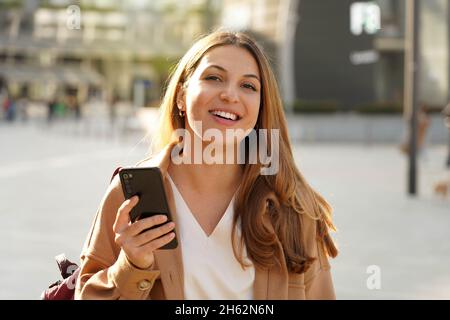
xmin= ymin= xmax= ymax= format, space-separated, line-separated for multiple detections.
xmin=75 ymin=142 xmax=336 ymax=300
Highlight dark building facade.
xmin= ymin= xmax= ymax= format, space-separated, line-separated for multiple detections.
xmin=294 ymin=0 xmax=377 ymax=109
xmin=292 ymin=0 xmax=449 ymax=111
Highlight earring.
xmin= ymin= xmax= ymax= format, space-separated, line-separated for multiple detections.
xmin=178 ymin=109 xmax=185 ymax=118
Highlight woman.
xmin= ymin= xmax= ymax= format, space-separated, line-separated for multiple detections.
xmin=75 ymin=30 xmax=338 ymax=300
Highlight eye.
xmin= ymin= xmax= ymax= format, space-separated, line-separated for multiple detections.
xmin=205 ymin=75 xmax=221 ymax=81
xmin=242 ymin=83 xmax=257 ymax=92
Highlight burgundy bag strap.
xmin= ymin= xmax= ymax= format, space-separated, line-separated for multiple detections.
xmin=55 ymin=253 xmax=79 ymax=279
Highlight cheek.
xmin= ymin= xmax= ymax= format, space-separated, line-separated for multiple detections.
xmin=185 ymin=83 xmax=213 ymax=109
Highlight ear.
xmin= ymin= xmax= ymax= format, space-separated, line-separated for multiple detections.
xmin=176 ymin=84 xmax=185 ymax=111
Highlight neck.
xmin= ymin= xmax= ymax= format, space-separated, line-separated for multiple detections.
xmin=169 ymin=138 xmax=243 ymax=194
xmin=176 ymin=162 xmax=243 ymax=194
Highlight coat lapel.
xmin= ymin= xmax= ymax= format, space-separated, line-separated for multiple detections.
xmin=153 ymin=175 xmax=184 ymax=299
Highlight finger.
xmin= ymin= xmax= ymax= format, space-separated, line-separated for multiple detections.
xmin=142 ymin=232 xmax=176 ymax=252
xmin=134 ymin=221 xmax=176 ymax=247
xmin=113 ymin=196 xmax=139 ymax=233
xmin=128 ymin=214 xmax=168 ymax=236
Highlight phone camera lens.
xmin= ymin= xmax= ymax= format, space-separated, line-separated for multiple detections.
xmin=123 ymin=174 xmax=128 ymax=179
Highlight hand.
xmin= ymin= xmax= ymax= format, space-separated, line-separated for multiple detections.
xmin=113 ymin=196 xmax=176 ymax=269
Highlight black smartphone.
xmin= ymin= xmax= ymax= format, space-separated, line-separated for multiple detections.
xmin=119 ymin=167 xmax=178 ymax=249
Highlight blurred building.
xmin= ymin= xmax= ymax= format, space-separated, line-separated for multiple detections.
xmin=219 ymin=0 xmax=296 ymax=105
xmin=292 ymin=0 xmax=449 ymax=110
xmin=3 ymin=0 xmax=448 ymax=113
xmin=220 ymin=0 xmax=450 ymax=111
xmin=0 ymin=0 xmax=213 ymax=105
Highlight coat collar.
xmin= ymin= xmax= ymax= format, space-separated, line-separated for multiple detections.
xmin=139 ymin=142 xmax=288 ymax=300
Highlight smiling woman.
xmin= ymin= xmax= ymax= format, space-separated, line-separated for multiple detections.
xmin=75 ymin=30 xmax=338 ymax=300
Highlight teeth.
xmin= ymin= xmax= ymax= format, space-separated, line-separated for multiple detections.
xmin=210 ymin=110 xmax=238 ymax=121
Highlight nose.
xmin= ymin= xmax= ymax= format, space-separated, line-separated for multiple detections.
xmin=219 ymin=85 xmax=239 ymax=103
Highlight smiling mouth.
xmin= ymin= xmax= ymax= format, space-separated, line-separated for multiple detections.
xmin=209 ymin=110 xmax=241 ymax=121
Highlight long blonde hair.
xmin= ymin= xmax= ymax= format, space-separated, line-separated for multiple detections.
xmin=151 ymin=30 xmax=337 ymax=273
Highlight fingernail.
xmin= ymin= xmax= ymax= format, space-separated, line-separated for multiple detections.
xmin=161 ymin=215 xmax=168 ymax=222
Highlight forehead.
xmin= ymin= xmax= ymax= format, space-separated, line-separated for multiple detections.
xmin=195 ymin=45 xmax=260 ymax=77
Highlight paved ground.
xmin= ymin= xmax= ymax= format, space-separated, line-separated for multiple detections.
xmin=293 ymin=141 xmax=450 ymax=299
xmin=0 ymin=119 xmax=449 ymax=299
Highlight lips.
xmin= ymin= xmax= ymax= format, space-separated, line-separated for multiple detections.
xmin=208 ymin=109 xmax=241 ymax=121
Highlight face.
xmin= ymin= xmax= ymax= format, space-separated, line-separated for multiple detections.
xmin=178 ymin=45 xmax=261 ymax=145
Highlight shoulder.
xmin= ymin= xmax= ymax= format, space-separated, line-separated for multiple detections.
xmin=107 ymin=155 xmax=154 ymax=202
xmin=103 ymin=156 xmax=154 ymax=211
xmin=135 ymin=157 xmax=154 ymax=167
xmin=79 ymin=174 xmax=125 ymax=265
xmin=107 ymin=173 xmax=125 ymax=207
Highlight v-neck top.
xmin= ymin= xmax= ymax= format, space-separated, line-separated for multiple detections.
xmin=167 ymin=174 xmax=255 ymax=300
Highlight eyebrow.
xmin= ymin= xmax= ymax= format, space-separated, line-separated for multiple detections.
xmin=205 ymin=65 xmax=260 ymax=83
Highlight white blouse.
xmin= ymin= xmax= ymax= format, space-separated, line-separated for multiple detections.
xmin=167 ymin=174 xmax=255 ymax=300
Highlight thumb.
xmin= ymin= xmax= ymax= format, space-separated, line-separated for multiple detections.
xmin=113 ymin=196 xmax=138 ymax=233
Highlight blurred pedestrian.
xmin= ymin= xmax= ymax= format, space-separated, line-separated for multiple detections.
xmin=0 ymin=87 xmax=6 ymax=121
xmin=75 ymin=30 xmax=338 ymax=300
xmin=417 ymin=105 xmax=431 ymax=157
xmin=443 ymin=103 xmax=450 ymax=168
xmin=47 ymin=98 xmax=56 ymax=124
xmin=432 ymin=103 xmax=450 ymax=198
xmin=16 ymin=93 xmax=28 ymax=122
xmin=67 ymin=94 xmax=81 ymax=120
xmin=3 ymin=93 xmax=16 ymax=122
xmin=108 ymin=92 xmax=119 ymax=134
xmin=399 ymin=104 xmax=431 ymax=159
